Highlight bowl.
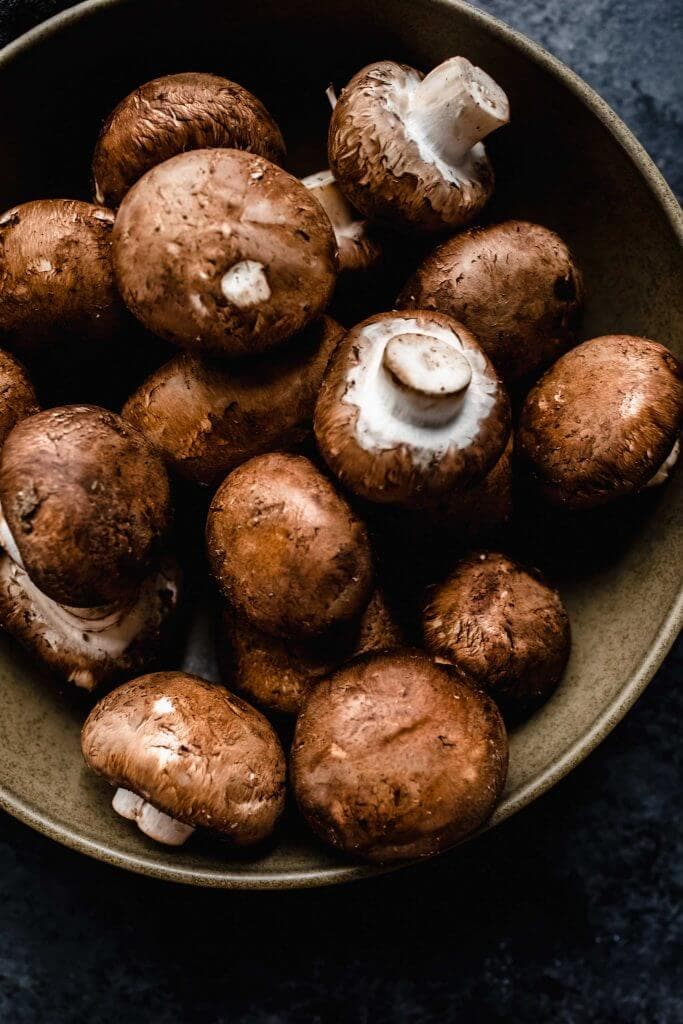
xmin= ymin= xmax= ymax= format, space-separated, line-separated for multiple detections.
xmin=0 ymin=0 xmax=680 ymax=889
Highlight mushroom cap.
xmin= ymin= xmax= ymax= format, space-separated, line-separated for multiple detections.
xmin=291 ymin=650 xmax=508 ymax=862
xmin=423 ymin=552 xmax=571 ymax=714
xmin=207 ymin=452 xmax=373 ymax=639
xmin=301 ymin=170 xmax=383 ymax=275
xmin=93 ymin=72 xmax=286 ymax=208
xmin=0 ymin=200 xmax=127 ymax=356
xmin=0 ymin=350 xmax=38 ymax=448
xmin=398 ymin=221 xmax=584 ymax=384
xmin=81 ymin=672 xmax=286 ymax=844
xmin=0 ymin=406 xmax=172 ymax=606
xmin=314 ymin=310 xmax=511 ymax=506
xmin=221 ymin=588 xmax=402 ymax=715
xmin=123 ymin=316 xmax=344 ymax=487
xmin=113 ymin=149 xmax=338 ymax=356
xmin=517 ymin=335 xmax=683 ymax=509
xmin=0 ymin=554 xmax=181 ymax=691
xmin=328 ymin=61 xmax=494 ymax=234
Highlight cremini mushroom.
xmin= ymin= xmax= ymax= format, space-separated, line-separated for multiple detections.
xmin=123 ymin=316 xmax=344 ymax=487
xmin=113 ymin=149 xmax=338 ymax=356
xmin=314 ymin=310 xmax=510 ymax=506
xmin=517 ymin=335 xmax=683 ymax=509
xmin=93 ymin=72 xmax=286 ymax=207
xmin=301 ymin=170 xmax=382 ymax=275
xmin=423 ymin=552 xmax=571 ymax=715
xmin=0 ymin=350 xmax=38 ymax=448
xmin=398 ymin=221 xmax=584 ymax=384
xmin=81 ymin=672 xmax=286 ymax=846
xmin=291 ymin=650 xmax=508 ymax=862
xmin=328 ymin=57 xmax=509 ymax=234
xmin=206 ymin=452 xmax=373 ymax=639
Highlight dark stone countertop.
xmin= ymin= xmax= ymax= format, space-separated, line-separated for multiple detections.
xmin=0 ymin=2 xmax=681 ymax=1022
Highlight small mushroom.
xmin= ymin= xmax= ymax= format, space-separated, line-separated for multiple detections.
xmin=0 ymin=554 xmax=181 ymax=691
xmin=113 ymin=149 xmax=338 ymax=356
xmin=0 ymin=350 xmax=38 ymax=448
xmin=206 ymin=452 xmax=373 ymax=639
xmin=517 ymin=335 xmax=683 ymax=509
xmin=328 ymin=57 xmax=509 ymax=234
xmin=81 ymin=672 xmax=286 ymax=846
xmin=220 ymin=588 xmax=402 ymax=714
xmin=92 ymin=72 xmax=286 ymax=208
xmin=123 ymin=316 xmax=344 ymax=487
xmin=291 ymin=650 xmax=508 ymax=862
xmin=314 ymin=310 xmax=510 ymax=506
xmin=301 ymin=170 xmax=382 ymax=275
xmin=398 ymin=221 xmax=584 ymax=384
xmin=423 ymin=552 xmax=571 ymax=715
xmin=0 ymin=406 xmax=171 ymax=606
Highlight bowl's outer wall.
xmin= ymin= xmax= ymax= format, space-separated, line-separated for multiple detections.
xmin=0 ymin=0 xmax=680 ymax=887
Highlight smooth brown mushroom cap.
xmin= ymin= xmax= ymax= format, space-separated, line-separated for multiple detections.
xmin=517 ymin=335 xmax=683 ymax=509
xmin=113 ymin=149 xmax=338 ymax=356
xmin=81 ymin=672 xmax=286 ymax=843
xmin=424 ymin=552 xmax=571 ymax=713
xmin=123 ymin=316 xmax=344 ymax=487
xmin=291 ymin=650 xmax=508 ymax=862
xmin=93 ymin=72 xmax=286 ymax=207
xmin=398 ymin=221 xmax=584 ymax=384
xmin=0 ymin=406 xmax=171 ymax=606
xmin=206 ymin=453 xmax=373 ymax=639
xmin=0 ymin=351 xmax=38 ymax=448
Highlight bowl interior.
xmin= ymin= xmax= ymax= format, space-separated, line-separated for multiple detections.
xmin=0 ymin=0 xmax=680 ymax=887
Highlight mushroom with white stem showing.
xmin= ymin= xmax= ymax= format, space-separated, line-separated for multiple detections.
xmin=328 ymin=57 xmax=510 ymax=234
xmin=81 ymin=672 xmax=286 ymax=847
xmin=517 ymin=335 xmax=683 ymax=509
xmin=314 ymin=310 xmax=511 ymax=506
xmin=113 ymin=149 xmax=338 ymax=357
xmin=301 ymin=170 xmax=383 ymax=275
xmin=0 ymin=350 xmax=38 ymax=449
xmin=92 ymin=72 xmax=286 ymax=208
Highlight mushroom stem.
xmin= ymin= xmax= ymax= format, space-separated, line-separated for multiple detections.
xmin=408 ymin=56 xmax=509 ymax=166
xmin=645 ymin=437 xmax=680 ymax=488
xmin=380 ymin=333 xmax=471 ymax=428
xmin=326 ymin=84 xmax=338 ymax=110
xmin=0 ymin=502 xmax=24 ymax=568
xmin=112 ymin=787 xmax=195 ymax=846
xmin=301 ymin=170 xmax=368 ymax=244
xmin=220 ymin=260 xmax=271 ymax=308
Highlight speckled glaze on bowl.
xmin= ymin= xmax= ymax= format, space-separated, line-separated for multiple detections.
xmin=0 ymin=0 xmax=680 ymax=889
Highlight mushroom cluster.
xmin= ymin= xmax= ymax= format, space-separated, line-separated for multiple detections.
xmin=0 ymin=54 xmax=678 ymax=866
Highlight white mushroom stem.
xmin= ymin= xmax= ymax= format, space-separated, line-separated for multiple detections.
xmin=0 ymin=502 xmax=24 ymax=567
xmin=381 ymin=333 xmax=472 ymax=428
xmin=112 ymin=788 xmax=195 ymax=847
xmin=645 ymin=438 xmax=680 ymax=488
xmin=326 ymin=84 xmax=338 ymax=109
xmin=221 ymin=261 xmax=271 ymax=308
xmin=407 ymin=56 xmax=510 ymax=166
xmin=301 ymin=170 xmax=368 ymax=245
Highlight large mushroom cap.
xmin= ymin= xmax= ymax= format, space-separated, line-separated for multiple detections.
xmin=93 ymin=72 xmax=286 ymax=208
xmin=206 ymin=452 xmax=373 ymax=639
xmin=123 ymin=316 xmax=344 ymax=487
xmin=0 ymin=199 xmax=126 ymax=355
xmin=517 ymin=335 xmax=683 ymax=509
xmin=0 ymin=406 xmax=171 ymax=606
xmin=398 ymin=221 xmax=584 ymax=384
xmin=328 ymin=58 xmax=509 ymax=234
xmin=0 ymin=350 xmax=38 ymax=448
xmin=291 ymin=650 xmax=508 ymax=862
xmin=81 ymin=672 xmax=286 ymax=844
xmin=113 ymin=149 xmax=338 ymax=356
xmin=314 ymin=310 xmax=510 ymax=506
xmin=424 ymin=552 xmax=571 ymax=715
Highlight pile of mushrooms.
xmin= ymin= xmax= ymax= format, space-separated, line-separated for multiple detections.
xmin=0 ymin=55 xmax=679 ymax=864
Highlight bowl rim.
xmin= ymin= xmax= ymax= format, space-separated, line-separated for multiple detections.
xmin=0 ymin=0 xmax=680 ymax=890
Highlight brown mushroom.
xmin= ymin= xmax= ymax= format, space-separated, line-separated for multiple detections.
xmin=314 ymin=310 xmax=510 ymax=506
xmin=517 ymin=335 xmax=683 ymax=509
xmin=123 ymin=316 xmax=344 ymax=487
xmin=0 ymin=554 xmax=181 ymax=691
xmin=301 ymin=170 xmax=382 ymax=275
xmin=113 ymin=149 xmax=338 ymax=357
xmin=92 ymin=72 xmax=286 ymax=208
xmin=423 ymin=552 xmax=571 ymax=715
xmin=0 ymin=350 xmax=38 ymax=448
xmin=206 ymin=452 xmax=373 ymax=639
xmin=0 ymin=406 xmax=171 ymax=606
xmin=328 ymin=57 xmax=509 ymax=234
xmin=291 ymin=650 xmax=508 ymax=862
xmin=81 ymin=672 xmax=286 ymax=846
xmin=398 ymin=221 xmax=584 ymax=384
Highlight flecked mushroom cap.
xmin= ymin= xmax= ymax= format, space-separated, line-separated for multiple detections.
xmin=81 ymin=672 xmax=286 ymax=844
xmin=113 ymin=149 xmax=338 ymax=356
xmin=93 ymin=72 xmax=286 ymax=207
xmin=291 ymin=650 xmax=508 ymax=862
xmin=314 ymin=310 xmax=511 ymax=506
xmin=517 ymin=335 xmax=683 ymax=509
xmin=0 ymin=351 xmax=38 ymax=447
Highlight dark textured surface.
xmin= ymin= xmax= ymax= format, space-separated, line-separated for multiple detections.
xmin=0 ymin=2 xmax=681 ymax=1021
